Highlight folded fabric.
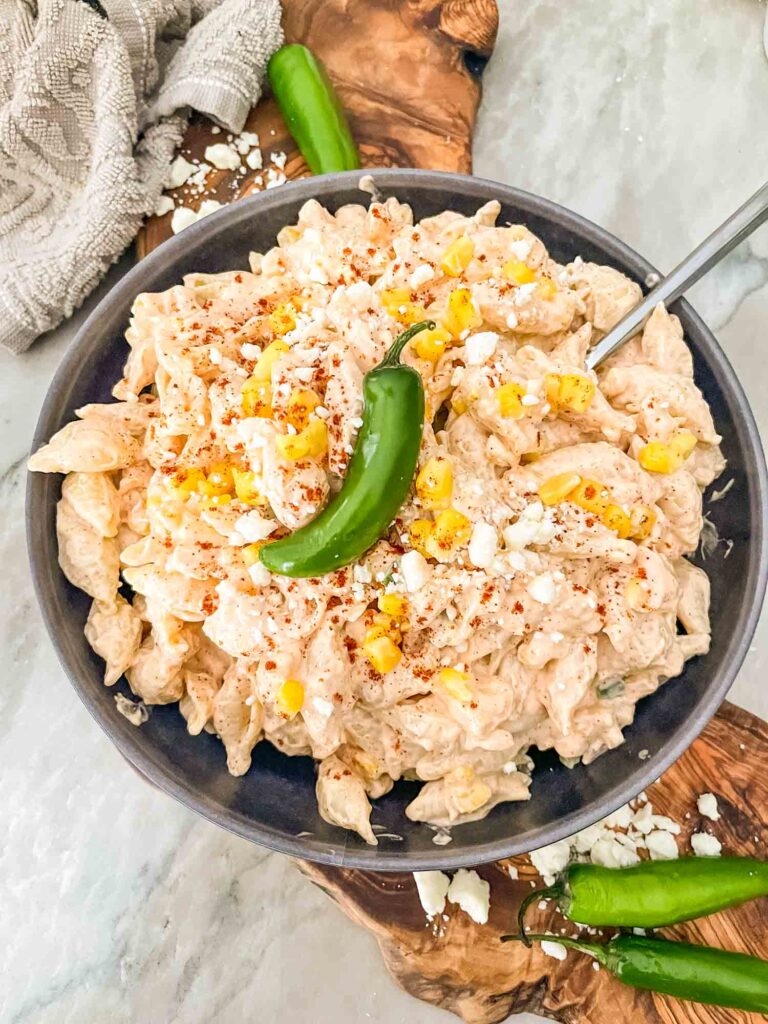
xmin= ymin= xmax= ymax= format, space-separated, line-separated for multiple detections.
xmin=0 ymin=0 xmax=283 ymax=354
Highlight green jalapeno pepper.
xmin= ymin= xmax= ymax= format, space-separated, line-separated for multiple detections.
xmin=267 ymin=44 xmax=360 ymax=174
xmin=259 ymin=321 xmax=432 ymax=578
xmin=503 ymin=933 xmax=768 ymax=1013
xmin=517 ymin=857 xmax=768 ymax=938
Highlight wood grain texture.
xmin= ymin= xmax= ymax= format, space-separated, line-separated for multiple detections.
xmin=137 ymin=0 xmax=498 ymax=257
xmin=300 ymin=702 xmax=768 ymax=1024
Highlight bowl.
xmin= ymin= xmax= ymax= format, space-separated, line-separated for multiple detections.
xmin=26 ymin=169 xmax=768 ymax=870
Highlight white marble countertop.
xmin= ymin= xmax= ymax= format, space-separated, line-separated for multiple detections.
xmin=3 ymin=3 xmax=768 ymax=1022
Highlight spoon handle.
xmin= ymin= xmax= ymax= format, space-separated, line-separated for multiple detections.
xmin=586 ymin=180 xmax=768 ymax=370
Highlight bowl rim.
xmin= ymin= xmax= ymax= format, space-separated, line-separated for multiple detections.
xmin=26 ymin=168 xmax=768 ymax=870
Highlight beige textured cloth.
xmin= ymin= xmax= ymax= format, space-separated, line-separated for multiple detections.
xmin=0 ymin=0 xmax=283 ymax=353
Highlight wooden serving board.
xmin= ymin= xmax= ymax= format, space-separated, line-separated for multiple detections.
xmin=138 ymin=0 xmax=498 ymax=257
xmin=300 ymin=701 xmax=768 ymax=1024
xmin=138 ymin=7 xmax=768 ymax=1022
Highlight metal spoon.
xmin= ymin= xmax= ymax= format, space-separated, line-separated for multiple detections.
xmin=586 ymin=180 xmax=768 ymax=370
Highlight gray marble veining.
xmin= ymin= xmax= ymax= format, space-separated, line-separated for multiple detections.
xmin=2 ymin=3 xmax=768 ymax=1022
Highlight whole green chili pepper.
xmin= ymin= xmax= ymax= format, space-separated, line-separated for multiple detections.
xmin=259 ymin=321 xmax=431 ymax=578
xmin=517 ymin=858 xmax=768 ymax=939
xmin=502 ymin=933 xmax=768 ymax=1014
xmin=267 ymin=44 xmax=360 ymax=174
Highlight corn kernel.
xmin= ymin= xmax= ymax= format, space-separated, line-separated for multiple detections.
xmin=413 ymin=325 xmax=452 ymax=362
xmin=204 ymin=493 xmax=232 ymax=507
xmin=546 ymin=373 xmax=596 ymax=413
xmin=231 ymin=468 xmax=264 ymax=506
xmin=168 ymin=467 xmax=206 ymax=497
xmin=428 ymin=508 xmax=471 ymax=558
xmin=409 ymin=519 xmax=434 ymax=557
xmin=364 ymin=634 xmax=402 ymax=674
xmin=450 ymin=394 xmax=468 ymax=415
xmin=495 ymin=382 xmax=526 ymax=419
xmin=558 ymin=374 xmax=595 ymax=412
xmin=241 ymin=541 xmax=266 ymax=566
xmin=380 ymin=288 xmax=426 ymax=325
xmin=538 ymin=472 xmax=582 ymax=506
xmin=502 ymin=260 xmax=536 ymax=284
xmin=670 ymin=431 xmax=698 ymax=459
xmin=285 ymin=388 xmax=321 ymax=431
xmin=241 ymin=378 xmax=273 ymax=418
xmin=624 ymin=578 xmax=649 ymax=612
xmin=203 ymin=462 xmax=234 ymax=496
xmin=455 ymin=780 xmax=492 ymax=814
xmin=269 ymin=302 xmax=298 ymax=335
xmin=637 ymin=441 xmax=680 ymax=474
xmin=440 ymin=235 xmax=475 ymax=277
xmin=570 ymin=478 xmax=611 ymax=516
xmin=439 ymin=667 xmax=473 ymax=702
xmin=630 ymin=504 xmax=657 ymax=540
xmin=602 ymin=504 xmax=633 ymax=539
xmin=276 ymin=678 xmax=304 ymax=717
xmin=276 ymin=419 xmax=328 ymax=461
xmin=252 ymin=339 xmax=290 ymax=382
xmin=416 ymin=457 xmax=453 ymax=510
xmin=443 ymin=287 xmax=482 ymax=338
xmin=536 ymin=277 xmax=557 ymax=301
xmin=378 ymin=593 xmax=409 ymax=619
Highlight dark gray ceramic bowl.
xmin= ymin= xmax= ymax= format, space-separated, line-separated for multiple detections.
xmin=27 ymin=170 xmax=768 ymax=870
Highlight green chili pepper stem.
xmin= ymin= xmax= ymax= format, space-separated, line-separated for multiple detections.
xmin=501 ymin=932 xmax=608 ymax=964
xmin=378 ymin=320 xmax=436 ymax=367
xmin=516 ymin=885 xmax=563 ymax=946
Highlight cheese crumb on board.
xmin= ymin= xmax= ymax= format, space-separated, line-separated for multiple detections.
xmin=413 ymin=871 xmax=451 ymax=919
xmin=540 ymin=939 xmax=568 ymax=961
xmin=645 ymin=830 xmax=679 ymax=861
xmin=166 ymin=155 xmax=196 ymax=188
xmin=446 ymin=869 xmax=490 ymax=924
xmin=697 ymin=792 xmax=720 ymax=821
xmin=691 ymin=832 xmax=722 ymax=857
xmin=205 ymin=143 xmax=241 ymax=171
xmin=154 ymin=195 xmax=175 ymax=217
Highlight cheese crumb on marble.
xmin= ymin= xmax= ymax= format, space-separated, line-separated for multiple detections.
xmin=446 ymin=869 xmax=490 ymax=925
xmin=414 ymin=870 xmax=451 ymax=919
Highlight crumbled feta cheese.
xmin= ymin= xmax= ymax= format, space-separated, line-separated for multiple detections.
xmin=241 ymin=343 xmax=261 ymax=360
xmin=527 ymin=573 xmax=556 ymax=605
xmin=464 ymin=331 xmax=499 ymax=365
xmin=646 ymin=830 xmax=679 ymax=860
xmin=468 ymin=521 xmax=498 ymax=569
xmin=506 ymin=311 xmax=519 ymax=330
xmin=197 ymin=199 xmax=223 ymax=219
xmin=540 ymin=940 xmax=568 ymax=961
xmin=414 ymin=870 xmax=450 ymax=919
xmin=400 ymin=550 xmax=431 ymax=592
xmin=691 ymin=832 xmax=722 ymax=857
xmin=409 ymin=264 xmax=435 ymax=289
xmin=521 ymin=393 xmax=540 ymax=406
xmin=166 ymin=155 xmax=196 ymax=188
xmin=154 ymin=194 xmax=175 ymax=217
xmin=294 ymin=366 xmax=314 ymax=383
xmin=170 ymin=206 xmax=199 ymax=234
xmin=272 ymin=150 xmax=287 ymax=169
xmin=235 ymin=511 xmax=278 ymax=542
xmin=446 ymin=869 xmax=490 ymax=925
xmin=602 ymin=804 xmax=633 ymax=829
xmin=247 ymin=562 xmax=271 ymax=587
xmin=353 ymin=564 xmax=373 ymax=584
xmin=314 ymin=405 xmax=330 ymax=419
xmin=208 ymin=346 xmax=222 ymax=365
xmin=530 ymin=839 xmax=571 ymax=886
xmin=205 ymin=143 xmax=240 ymax=170
xmin=508 ymin=239 xmax=532 ymax=261
xmin=239 ymin=131 xmax=260 ymax=150
xmin=590 ymin=835 xmax=640 ymax=868
xmin=246 ymin=148 xmax=263 ymax=171
xmin=651 ymin=815 xmax=681 ymax=835
xmin=697 ymin=793 xmax=720 ymax=821
xmin=514 ymin=282 xmax=538 ymax=305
